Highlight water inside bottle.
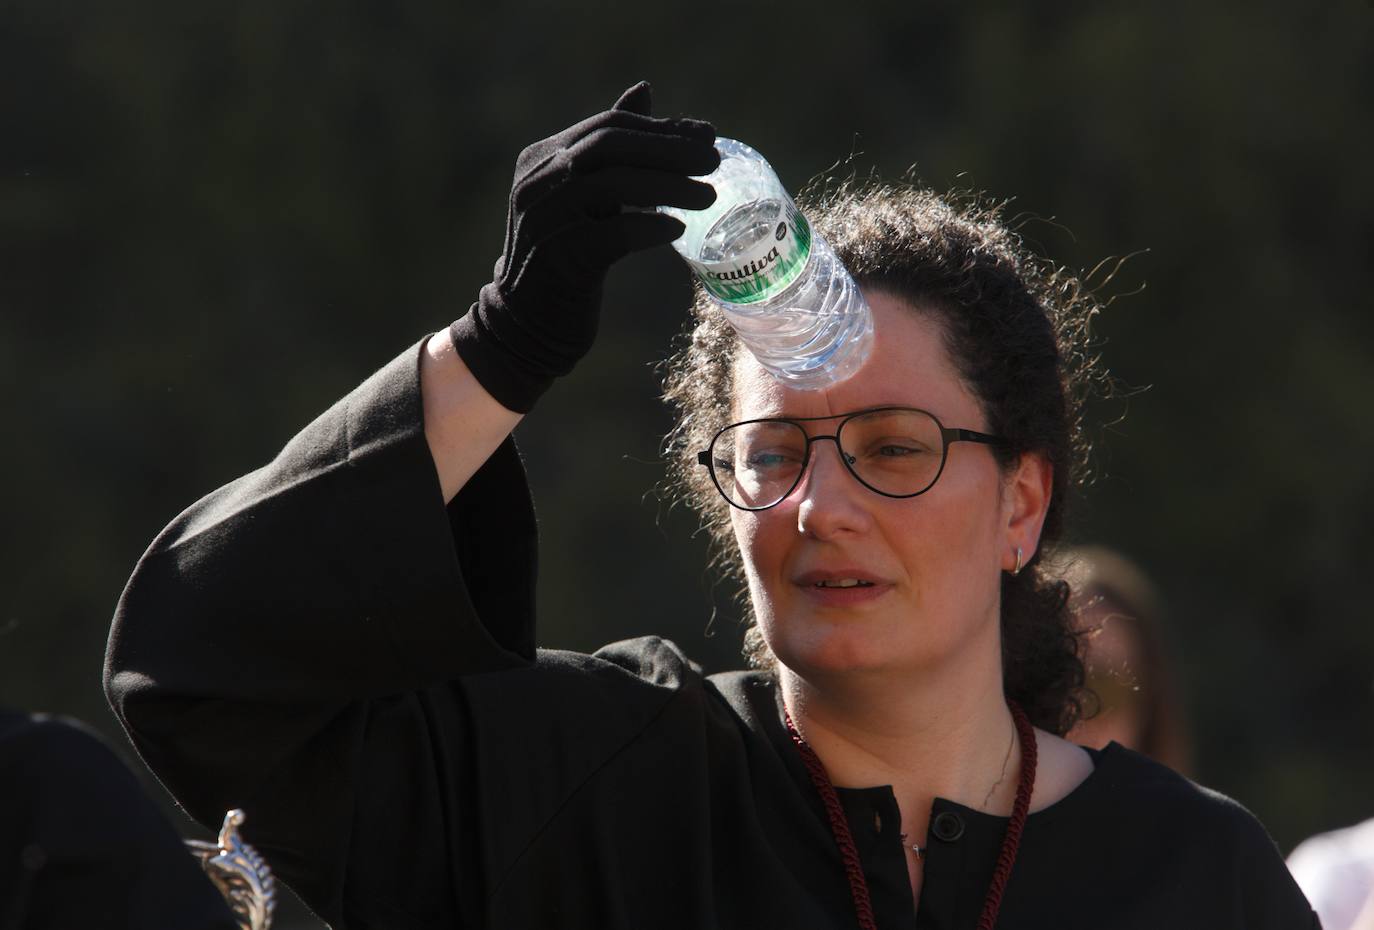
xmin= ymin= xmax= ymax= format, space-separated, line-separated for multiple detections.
xmin=698 ymin=199 xmax=783 ymax=263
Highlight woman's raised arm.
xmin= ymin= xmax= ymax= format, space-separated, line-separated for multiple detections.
xmin=423 ymin=80 xmax=716 ymax=501
xmin=102 ymin=84 xmax=718 ymax=926
xmin=420 ymin=327 xmax=523 ymax=503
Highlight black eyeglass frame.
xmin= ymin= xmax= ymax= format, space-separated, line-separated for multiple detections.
xmin=695 ymin=406 xmax=1005 ymax=512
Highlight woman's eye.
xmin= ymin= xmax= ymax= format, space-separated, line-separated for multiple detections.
xmin=745 ymin=451 xmax=800 ymax=469
xmin=870 ymin=442 xmax=931 ymax=458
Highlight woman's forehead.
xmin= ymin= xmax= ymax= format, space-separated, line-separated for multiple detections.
xmin=728 ymin=293 xmax=979 ymax=424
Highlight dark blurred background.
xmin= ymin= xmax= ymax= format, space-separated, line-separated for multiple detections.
xmin=3 ymin=0 xmax=1371 ymax=925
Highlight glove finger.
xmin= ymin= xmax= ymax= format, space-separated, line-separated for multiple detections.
xmin=612 ymin=81 xmax=653 ymax=115
xmin=605 ymin=82 xmax=715 ymax=141
xmin=553 ymin=108 xmax=716 ymax=150
xmin=575 ymin=211 xmax=688 ymax=267
xmin=515 ymin=167 xmax=713 ymax=240
xmin=508 ymin=179 xmax=678 ymax=250
xmin=580 ymin=166 xmax=717 ymax=210
xmin=569 ymin=126 xmax=721 ymax=177
xmin=514 ymin=126 xmax=717 ymax=212
xmin=512 ymin=110 xmax=713 ymax=196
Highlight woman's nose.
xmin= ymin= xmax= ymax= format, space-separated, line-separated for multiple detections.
xmin=793 ymin=438 xmax=871 ymax=538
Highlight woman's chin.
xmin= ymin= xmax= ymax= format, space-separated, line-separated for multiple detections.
xmin=762 ymin=602 xmax=974 ymax=684
xmin=767 ymin=622 xmax=920 ymax=680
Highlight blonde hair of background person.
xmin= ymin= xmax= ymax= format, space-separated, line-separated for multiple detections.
xmin=1060 ymin=545 xmax=1192 ymax=775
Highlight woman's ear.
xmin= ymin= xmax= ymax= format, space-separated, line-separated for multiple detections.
xmin=1003 ymin=452 xmax=1053 ymax=570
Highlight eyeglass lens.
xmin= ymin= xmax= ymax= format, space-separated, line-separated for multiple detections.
xmin=710 ymin=409 xmax=946 ymax=509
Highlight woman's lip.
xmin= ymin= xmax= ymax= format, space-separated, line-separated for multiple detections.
xmin=796 ymin=582 xmax=894 ymax=607
xmin=794 ymin=569 xmax=888 ymax=586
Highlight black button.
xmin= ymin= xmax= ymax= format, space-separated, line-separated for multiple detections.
xmin=931 ymin=811 xmax=965 ymax=842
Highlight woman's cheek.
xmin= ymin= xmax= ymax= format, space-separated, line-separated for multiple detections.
xmin=733 ymin=513 xmax=789 ymax=626
xmin=732 ymin=513 xmax=774 ymax=577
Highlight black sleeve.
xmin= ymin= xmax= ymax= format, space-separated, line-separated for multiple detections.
xmin=1224 ymin=803 xmax=1323 ymax=930
xmin=1179 ymin=780 xmax=1321 ymax=929
xmin=102 ymin=337 xmax=567 ymax=927
xmin=107 ymin=337 xmax=539 ymax=707
xmin=0 ymin=711 xmax=239 ymax=930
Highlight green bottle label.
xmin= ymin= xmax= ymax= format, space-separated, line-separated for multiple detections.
xmin=693 ymin=204 xmax=812 ymax=305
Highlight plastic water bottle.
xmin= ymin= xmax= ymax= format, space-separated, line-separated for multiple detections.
xmin=661 ymin=138 xmax=873 ymax=389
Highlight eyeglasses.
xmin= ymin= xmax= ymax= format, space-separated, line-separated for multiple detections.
xmin=696 ymin=406 xmax=1004 ymax=512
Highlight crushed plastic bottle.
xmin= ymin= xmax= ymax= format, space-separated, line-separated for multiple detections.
xmin=662 ymin=138 xmax=873 ymax=389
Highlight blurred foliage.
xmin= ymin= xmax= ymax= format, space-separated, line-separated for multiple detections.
xmin=2 ymin=1 xmax=1371 ymax=921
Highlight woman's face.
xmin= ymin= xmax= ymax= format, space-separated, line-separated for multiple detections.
xmin=728 ymin=291 xmax=1051 ymax=682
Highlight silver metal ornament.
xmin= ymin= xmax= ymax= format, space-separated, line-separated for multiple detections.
xmin=186 ymin=809 xmax=277 ymax=930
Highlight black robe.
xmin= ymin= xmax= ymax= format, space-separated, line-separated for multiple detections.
xmin=104 ymin=338 xmax=1318 ymax=929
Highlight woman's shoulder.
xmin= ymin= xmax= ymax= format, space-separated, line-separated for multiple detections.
xmin=582 ymin=634 xmax=706 ymax=688
xmin=456 ymin=636 xmax=718 ymax=739
xmin=548 ymin=636 xmax=772 ymax=700
xmin=1076 ymin=741 xmax=1268 ymax=828
xmin=1031 ymin=742 xmax=1318 ymax=925
xmin=1063 ymin=741 xmax=1305 ymax=879
xmin=535 ymin=644 xmax=782 ymax=746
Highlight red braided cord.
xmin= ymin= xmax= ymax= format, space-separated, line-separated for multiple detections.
xmin=975 ymin=702 xmax=1036 ymax=930
xmin=784 ymin=709 xmax=879 ymax=930
xmin=784 ymin=702 xmax=1037 ymax=930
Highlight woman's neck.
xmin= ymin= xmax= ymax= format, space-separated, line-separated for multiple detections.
xmin=778 ymin=645 xmax=1022 ymax=822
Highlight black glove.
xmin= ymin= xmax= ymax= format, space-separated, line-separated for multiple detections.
xmin=450 ymin=82 xmax=719 ymax=413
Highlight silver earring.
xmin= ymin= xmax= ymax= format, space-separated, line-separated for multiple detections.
xmin=1012 ymin=546 xmax=1024 ymax=576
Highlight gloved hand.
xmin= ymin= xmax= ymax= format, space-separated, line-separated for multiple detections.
xmin=450 ymin=82 xmax=719 ymax=413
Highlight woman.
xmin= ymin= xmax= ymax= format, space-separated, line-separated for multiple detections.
xmin=104 ymin=84 xmax=1316 ymax=928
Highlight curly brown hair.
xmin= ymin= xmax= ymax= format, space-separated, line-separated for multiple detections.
xmin=657 ymin=179 xmax=1111 ymax=735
